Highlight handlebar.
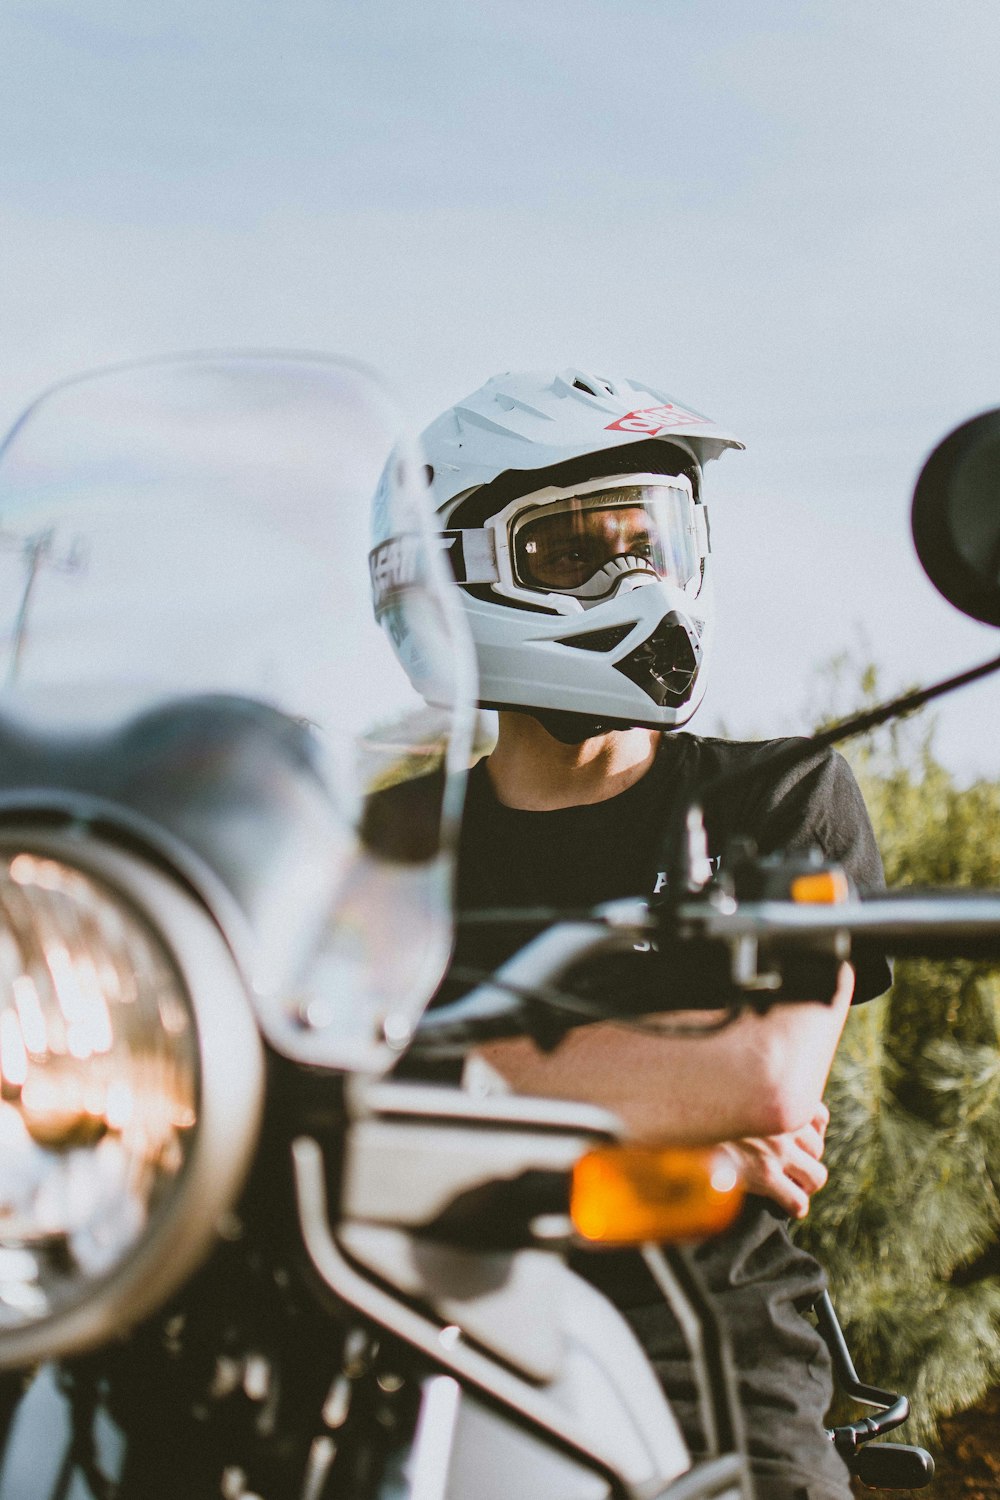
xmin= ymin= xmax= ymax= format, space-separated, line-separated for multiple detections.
xmin=680 ymin=888 xmax=1000 ymax=960
xmin=411 ymin=886 xmax=1000 ymax=1059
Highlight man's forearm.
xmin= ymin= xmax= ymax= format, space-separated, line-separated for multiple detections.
xmin=475 ymin=964 xmax=854 ymax=1146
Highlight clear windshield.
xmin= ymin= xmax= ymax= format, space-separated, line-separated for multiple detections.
xmin=0 ymin=353 xmax=477 ymax=1072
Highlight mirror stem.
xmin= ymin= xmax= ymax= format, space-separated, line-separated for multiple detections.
xmin=808 ymin=649 xmax=1000 ymax=756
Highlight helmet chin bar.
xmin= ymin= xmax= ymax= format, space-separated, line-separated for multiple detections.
xmin=481 ymin=610 xmax=705 ymax=744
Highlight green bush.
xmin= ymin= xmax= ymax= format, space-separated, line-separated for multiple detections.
xmin=795 ymin=663 xmax=1000 ymax=1439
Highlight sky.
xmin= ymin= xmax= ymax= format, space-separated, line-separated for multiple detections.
xmin=2 ymin=0 xmax=1000 ymax=776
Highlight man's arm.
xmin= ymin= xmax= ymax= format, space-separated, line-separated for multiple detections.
xmin=475 ymin=963 xmax=854 ymax=1147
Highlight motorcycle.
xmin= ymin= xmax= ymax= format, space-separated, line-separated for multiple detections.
xmin=0 ymin=352 xmax=755 ymax=1500
xmin=0 ymin=353 xmax=996 ymax=1498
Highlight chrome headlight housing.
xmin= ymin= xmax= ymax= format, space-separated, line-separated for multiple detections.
xmin=0 ymin=831 xmax=264 ymax=1369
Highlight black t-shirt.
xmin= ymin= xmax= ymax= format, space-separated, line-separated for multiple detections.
xmin=446 ymin=733 xmax=891 ymax=1499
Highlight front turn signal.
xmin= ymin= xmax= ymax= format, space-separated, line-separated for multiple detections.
xmin=570 ymin=1144 xmax=744 ymax=1246
xmin=790 ymin=869 xmax=850 ymax=905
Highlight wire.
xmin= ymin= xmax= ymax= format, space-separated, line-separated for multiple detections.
xmin=620 ymin=1009 xmax=743 ymax=1038
xmin=443 ymin=967 xmax=745 ymax=1039
xmin=443 ymin=966 xmax=611 ymax=1024
xmin=456 ymin=906 xmax=618 ymax=926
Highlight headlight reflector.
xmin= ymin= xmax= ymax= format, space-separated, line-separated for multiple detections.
xmin=0 ymin=851 xmax=198 ymax=1330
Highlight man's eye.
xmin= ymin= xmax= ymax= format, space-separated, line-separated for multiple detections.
xmin=525 ymin=539 xmax=584 ymax=560
xmin=618 ymin=522 xmax=654 ymax=554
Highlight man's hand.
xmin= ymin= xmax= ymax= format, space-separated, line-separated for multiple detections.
xmin=718 ymin=1103 xmax=830 ymax=1220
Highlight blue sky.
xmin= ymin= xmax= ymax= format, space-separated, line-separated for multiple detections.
xmin=3 ymin=0 xmax=1000 ymax=772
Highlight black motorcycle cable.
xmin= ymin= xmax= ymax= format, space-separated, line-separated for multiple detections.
xmin=456 ymin=905 xmax=628 ymax=926
xmin=446 ymin=965 xmax=745 ymax=1036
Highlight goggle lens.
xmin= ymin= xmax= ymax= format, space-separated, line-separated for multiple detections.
xmin=512 ymin=486 xmax=701 ymax=598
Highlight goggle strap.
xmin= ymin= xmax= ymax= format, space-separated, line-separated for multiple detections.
xmin=441 ymin=529 xmax=499 ymax=585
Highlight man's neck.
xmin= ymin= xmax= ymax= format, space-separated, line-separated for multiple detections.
xmin=485 ymin=712 xmax=660 ymax=811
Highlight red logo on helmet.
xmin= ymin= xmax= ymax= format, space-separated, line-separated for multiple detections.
xmin=605 ymin=404 xmax=706 ymax=436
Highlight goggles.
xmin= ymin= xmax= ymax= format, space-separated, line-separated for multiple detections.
xmin=512 ymin=484 xmax=704 ymax=599
xmin=444 ymin=478 xmax=708 ymax=605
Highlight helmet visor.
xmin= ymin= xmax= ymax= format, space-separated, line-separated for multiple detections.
xmin=511 ymin=484 xmax=703 ymax=599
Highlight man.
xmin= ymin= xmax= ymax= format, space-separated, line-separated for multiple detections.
xmin=401 ymin=369 xmax=891 ymax=1499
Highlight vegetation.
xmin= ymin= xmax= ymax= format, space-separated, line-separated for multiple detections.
xmin=794 ymin=660 xmax=1000 ymax=1441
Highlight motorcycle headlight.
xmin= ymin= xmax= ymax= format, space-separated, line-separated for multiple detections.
xmin=0 ymin=833 xmax=264 ymax=1369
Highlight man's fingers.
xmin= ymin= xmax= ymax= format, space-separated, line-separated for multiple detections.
xmin=759 ymin=1168 xmax=811 ymax=1220
xmin=784 ymin=1143 xmax=828 ymax=1198
xmin=720 ymin=1119 xmax=831 ymax=1218
xmin=796 ymin=1123 xmax=826 ymax=1161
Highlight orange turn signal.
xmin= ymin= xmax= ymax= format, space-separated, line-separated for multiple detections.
xmin=790 ymin=869 xmax=850 ymax=905
xmin=570 ymin=1144 xmax=744 ymax=1246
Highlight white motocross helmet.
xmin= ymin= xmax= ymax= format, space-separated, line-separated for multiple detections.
xmin=376 ymin=369 xmax=743 ymax=742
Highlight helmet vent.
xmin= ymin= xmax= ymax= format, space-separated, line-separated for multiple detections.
xmin=614 ymin=613 xmax=702 ymax=706
xmin=572 ymin=377 xmax=614 ymax=397
xmin=556 ymin=623 xmax=635 ymax=653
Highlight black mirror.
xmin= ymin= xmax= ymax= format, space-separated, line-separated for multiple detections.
xmin=911 ymin=408 xmax=1000 ymax=626
xmin=849 ymin=1442 xmax=935 ymax=1490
